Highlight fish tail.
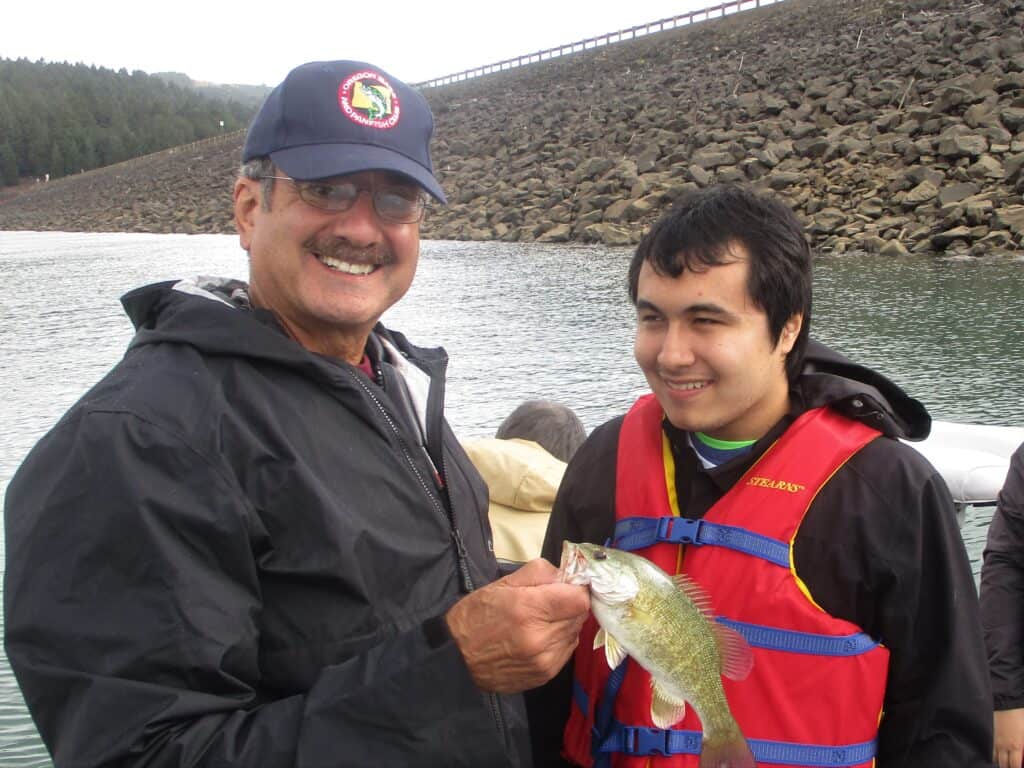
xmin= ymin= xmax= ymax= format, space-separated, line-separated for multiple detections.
xmin=699 ymin=726 xmax=755 ymax=768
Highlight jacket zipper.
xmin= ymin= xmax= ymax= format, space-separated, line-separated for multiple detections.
xmin=344 ymin=367 xmax=509 ymax=747
xmin=346 ymin=368 xmax=475 ymax=594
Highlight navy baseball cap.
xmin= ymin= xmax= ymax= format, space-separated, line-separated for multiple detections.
xmin=243 ymin=60 xmax=446 ymax=203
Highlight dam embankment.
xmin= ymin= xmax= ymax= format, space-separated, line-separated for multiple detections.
xmin=2 ymin=0 xmax=1023 ymax=256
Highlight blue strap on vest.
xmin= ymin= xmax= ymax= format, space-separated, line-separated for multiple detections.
xmin=610 ymin=518 xmax=879 ymax=654
xmin=592 ymin=659 xmax=629 ymax=768
xmin=583 ymin=628 xmax=877 ymax=766
xmin=717 ymin=617 xmax=879 ymax=656
xmin=612 ymin=516 xmax=791 ymax=568
xmin=596 ymin=721 xmax=878 ymax=766
xmin=572 ymin=677 xmax=590 ymax=717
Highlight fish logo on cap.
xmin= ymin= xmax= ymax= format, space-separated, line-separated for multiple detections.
xmin=338 ymin=71 xmax=401 ymax=129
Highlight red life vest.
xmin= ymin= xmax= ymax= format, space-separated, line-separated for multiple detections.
xmin=563 ymin=395 xmax=890 ymax=768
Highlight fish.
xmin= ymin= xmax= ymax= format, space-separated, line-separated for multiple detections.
xmin=356 ymin=81 xmax=389 ymax=120
xmin=560 ymin=540 xmax=755 ymax=768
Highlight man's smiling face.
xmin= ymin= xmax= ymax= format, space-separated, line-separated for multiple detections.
xmin=235 ymin=169 xmax=421 ymax=363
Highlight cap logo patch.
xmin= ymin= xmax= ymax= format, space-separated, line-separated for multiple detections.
xmin=338 ymin=71 xmax=401 ymax=129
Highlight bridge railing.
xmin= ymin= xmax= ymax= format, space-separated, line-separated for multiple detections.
xmin=413 ymin=0 xmax=785 ymax=89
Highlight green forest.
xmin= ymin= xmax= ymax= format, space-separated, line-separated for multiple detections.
xmin=0 ymin=58 xmax=260 ymax=187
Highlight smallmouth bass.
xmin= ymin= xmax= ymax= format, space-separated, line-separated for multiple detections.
xmin=560 ymin=540 xmax=755 ymax=768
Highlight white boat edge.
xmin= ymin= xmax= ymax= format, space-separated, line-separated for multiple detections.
xmin=901 ymin=421 xmax=1024 ymax=526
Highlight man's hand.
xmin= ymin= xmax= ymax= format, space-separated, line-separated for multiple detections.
xmin=445 ymin=558 xmax=590 ymax=693
xmin=994 ymin=708 xmax=1024 ymax=768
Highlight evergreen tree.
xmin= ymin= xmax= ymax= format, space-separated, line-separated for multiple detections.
xmin=0 ymin=142 xmax=17 ymax=186
xmin=49 ymin=142 xmax=65 ymax=178
xmin=0 ymin=57 xmax=261 ymax=186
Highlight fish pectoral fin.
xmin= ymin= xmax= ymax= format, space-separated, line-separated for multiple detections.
xmin=598 ymin=629 xmax=629 ymax=669
xmin=714 ymin=623 xmax=755 ymax=681
xmin=650 ymin=680 xmax=687 ymax=729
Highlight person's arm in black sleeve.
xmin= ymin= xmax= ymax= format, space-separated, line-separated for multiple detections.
xmin=878 ymin=467 xmax=993 ymax=767
xmin=981 ymin=443 xmax=1024 ymax=768
xmin=4 ymin=411 xmax=501 ymax=768
xmin=540 ymin=416 xmax=623 ymax=565
xmin=528 ymin=418 xmax=622 ymax=767
xmin=803 ymin=442 xmax=993 ymax=768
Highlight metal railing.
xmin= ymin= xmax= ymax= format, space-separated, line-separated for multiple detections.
xmin=413 ymin=0 xmax=785 ymax=89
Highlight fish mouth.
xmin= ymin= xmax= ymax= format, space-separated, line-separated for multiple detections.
xmin=558 ymin=541 xmax=575 ymax=578
xmin=558 ymin=541 xmax=591 ymax=586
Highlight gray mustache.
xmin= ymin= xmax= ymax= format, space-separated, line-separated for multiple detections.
xmin=304 ymin=237 xmax=393 ymax=265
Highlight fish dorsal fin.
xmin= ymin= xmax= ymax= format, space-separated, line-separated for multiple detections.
xmin=649 ymin=679 xmax=687 ymax=729
xmin=594 ymin=627 xmax=629 ymax=669
xmin=714 ymin=622 xmax=755 ymax=681
xmin=671 ymin=572 xmax=714 ymax=615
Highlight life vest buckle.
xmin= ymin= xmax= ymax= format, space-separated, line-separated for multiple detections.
xmin=623 ymin=725 xmax=671 ymax=756
xmin=658 ymin=516 xmax=701 ymax=544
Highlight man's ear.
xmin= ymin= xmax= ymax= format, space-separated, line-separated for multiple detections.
xmin=234 ymin=178 xmax=261 ymax=251
xmin=779 ymin=313 xmax=803 ymax=355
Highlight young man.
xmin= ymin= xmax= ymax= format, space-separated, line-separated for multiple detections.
xmin=531 ymin=185 xmax=993 ymax=767
xmin=4 ymin=60 xmax=589 ymax=767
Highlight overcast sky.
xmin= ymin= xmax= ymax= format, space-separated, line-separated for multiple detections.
xmin=3 ymin=0 xmax=779 ymax=87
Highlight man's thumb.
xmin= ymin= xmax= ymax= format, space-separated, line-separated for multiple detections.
xmin=500 ymin=557 xmax=561 ymax=587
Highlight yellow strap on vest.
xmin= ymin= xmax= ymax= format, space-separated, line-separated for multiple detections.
xmin=660 ymin=429 xmax=686 ymax=575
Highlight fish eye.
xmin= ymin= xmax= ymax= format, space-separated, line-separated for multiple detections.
xmin=594 ymin=549 xmax=608 ymax=560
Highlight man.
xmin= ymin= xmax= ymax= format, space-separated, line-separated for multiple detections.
xmin=4 ymin=60 xmax=589 ymax=767
xmin=530 ymin=185 xmax=993 ymax=767
xmin=981 ymin=442 xmax=1024 ymax=768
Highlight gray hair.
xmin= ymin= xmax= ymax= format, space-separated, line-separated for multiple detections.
xmin=495 ymin=400 xmax=587 ymax=463
xmin=238 ymin=156 xmax=275 ymax=211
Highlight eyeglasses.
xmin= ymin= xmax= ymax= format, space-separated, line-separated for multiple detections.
xmin=259 ymin=176 xmax=427 ymax=224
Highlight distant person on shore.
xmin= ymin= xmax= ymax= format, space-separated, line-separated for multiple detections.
xmin=463 ymin=400 xmax=587 ymax=573
xmin=4 ymin=59 xmax=589 ymax=767
xmin=981 ymin=442 xmax=1024 ymax=768
xmin=527 ymin=184 xmax=994 ymax=768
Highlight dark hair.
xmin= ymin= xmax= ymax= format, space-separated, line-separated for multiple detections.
xmin=495 ymin=400 xmax=587 ymax=462
xmin=627 ymin=184 xmax=812 ymax=384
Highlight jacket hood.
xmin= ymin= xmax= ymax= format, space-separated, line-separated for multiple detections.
xmin=120 ymin=278 xmax=447 ymax=377
xmin=462 ymin=438 xmax=566 ymax=513
xmin=800 ymin=339 xmax=931 ymax=441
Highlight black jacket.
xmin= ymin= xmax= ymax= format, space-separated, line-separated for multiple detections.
xmin=528 ymin=341 xmax=993 ymax=768
xmin=981 ymin=442 xmax=1024 ymax=710
xmin=4 ymin=278 xmax=531 ymax=768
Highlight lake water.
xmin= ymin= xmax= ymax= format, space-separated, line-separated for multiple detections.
xmin=1 ymin=231 xmax=1022 ymax=765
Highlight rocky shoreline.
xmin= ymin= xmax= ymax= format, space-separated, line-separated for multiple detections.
xmin=2 ymin=0 xmax=1023 ymax=256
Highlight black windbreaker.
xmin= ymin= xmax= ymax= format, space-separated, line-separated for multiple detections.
xmin=981 ymin=443 xmax=1024 ymax=710
xmin=4 ymin=278 xmax=531 ymax=768
xmin=527 ymin=341 xmax=994 ymax=768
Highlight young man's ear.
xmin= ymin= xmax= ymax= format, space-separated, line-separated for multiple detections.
xmin=234 ymin=178 xmax=262 ymax=251
xmin=779 ymin=314 xmax=803 ymax=355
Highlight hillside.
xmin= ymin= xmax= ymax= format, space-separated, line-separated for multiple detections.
xmin=2 ymin=0 xmax=1023 ymax=256
xmin=153 ymin=72 xmax=272 ymax=108
xmin=0 ymin=58 xmax=257 ymax=185
xmin=0 ymin=130 xmax=244 ymax=234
